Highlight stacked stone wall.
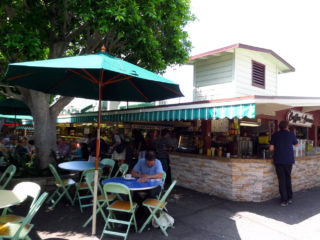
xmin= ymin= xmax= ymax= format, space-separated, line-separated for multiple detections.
xmin=170 ymin=153 xmax=320 ymax=202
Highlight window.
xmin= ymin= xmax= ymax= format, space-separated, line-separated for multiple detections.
xmin=252 ymin=60 xmax=265 ymax=88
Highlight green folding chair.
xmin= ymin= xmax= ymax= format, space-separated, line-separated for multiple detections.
xmin=74 ymin=168 xmax=102 ymax=212
xmin=0 ymin=182 xmax=41 ymax=223
xmin=46 ymin=164 xmax=75 ymax=208
xmin=0 ymin=156 xmax=4 ymax=165
xmin=0 ymin=192 xmax=48 ymax=240
xmin=100 ymin=158 xmax=115 ymax=179
xmin=139 ymin=180 xmax=177 ymax=237
xmin=82 ymin=170 xmax=116 ymax=227
xmin=113 ymin=163 xmax=129 ymax=178
xmin=0 ymin=164 xmax=16 ymax=190
xmin=157 ymin=171 xmax=167 ymax=200
xmin=101 ymin=183 xmax=138 ymax=240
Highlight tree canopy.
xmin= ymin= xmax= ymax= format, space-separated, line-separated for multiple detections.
xmin=0 ymin=0 xmax=194 ymax=74
xmin=0 ymin=0 xmax=194 ymax=169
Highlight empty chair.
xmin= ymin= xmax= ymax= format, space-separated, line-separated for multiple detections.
xmin=100 ymin=158 xmax=115 ymax=179
xmin=46 ymin=164 xmax=75 ymax=208
xmin=157 ymin=171 xmax=167 ymax=200
xmin=0 ymin=156 xmax=4 ymax=166
xmin=139 ymin=180 xmax=177 ymax=236
xmin=82 ymin=169 xmax=116 ymax=227
xmin=74 ymin=168 xmax=102 ymax=212
xmin=113 ymin=163 xmax=129 ymax=178
xmin=101 ymin=182 xmax=138 ymax=240
xmin=0 ymin=164 xmax=16 ymax=190
xmin=0 ymin=182 xmax=41 ymax=224
xmin=0 ymin=192 xmax=48 ymax=240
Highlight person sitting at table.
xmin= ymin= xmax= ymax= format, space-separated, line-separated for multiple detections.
xmin=0 ymin=137 xmax=9 ymax=159
xmin=57 ymin=137 xmax=70 ymax=159
xmin=28 ymin=139 xmax=36 ymax=156
xmin=131 ymin=150 xmax=163 ymax=198
xmin=15 ymin=137 xmax=29 ymax=157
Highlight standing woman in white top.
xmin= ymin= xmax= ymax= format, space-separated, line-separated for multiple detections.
xmin=109 ymin=127 xmax=126 ymax=164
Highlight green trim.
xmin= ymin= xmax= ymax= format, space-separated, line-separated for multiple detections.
xmin=119 ymin=103 xmax=155 ymax=110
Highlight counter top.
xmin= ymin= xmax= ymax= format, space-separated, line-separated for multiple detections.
xmin=170 ymin=152 xmax=320 ymax=163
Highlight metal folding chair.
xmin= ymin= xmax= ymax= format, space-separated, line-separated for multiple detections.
xmin=46 ymin=164 xmax=75 ymax=208
xmin=113 ymin=163 xmax=129 ymax=177
xmin=100 ymin=182 xmax=138 ymax=240
xmin=74 ymin=168 xmax=102 ymax=212
xmin=157 ymin=171 xmax=166 ymax=200
xmin=139 ymin=180 xmax=177 ymax=236
xmin=100 ymin=158 xmax=115 ymax=179
xmin=0 ymin=164 xmax=16 ymax=190
xmin=0 ymin=192 xmax=48 ymax=240
xmin=82 ymin=169 xmax=116 ymax=227
xmin=0 ymin=182 xmax=41 ymax=223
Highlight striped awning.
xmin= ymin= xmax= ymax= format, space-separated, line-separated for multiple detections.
xmin=16 ymin=126 xmax=34 ymax=130
xmin=57 ymin=103 xmax=255 ymax=123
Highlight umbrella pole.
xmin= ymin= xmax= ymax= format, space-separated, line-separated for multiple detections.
xmin=92 ymin=71 xmax=103 ymax=235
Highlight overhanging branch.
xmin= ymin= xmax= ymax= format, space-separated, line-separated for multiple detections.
xmin=0 ymin=85 xmax=23 ymax=101
xmin=65 ymin=22 xmax=88 ymax=42
xmin=50 ymin=96 xmax=74 ymax=117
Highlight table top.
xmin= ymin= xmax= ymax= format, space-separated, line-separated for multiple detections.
xmin=0 ymin=190 xmax=27 ymax=209
xmin=102 ymin=177 xmax=161 ymax=191
xmin=58 ymin=161 xmax=103 ymax=171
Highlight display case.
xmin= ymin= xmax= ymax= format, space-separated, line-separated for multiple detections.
xmin=177 ymin=134 xmax=197 ymax=153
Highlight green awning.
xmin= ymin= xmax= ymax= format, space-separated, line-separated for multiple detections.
xmin=16 ymin=126 xmax=34 ymax=130
xmin=0 ymin=114 xmax=33 ymax=120
xmin=102 ymin=104 xmax=255 ymax=121
xmin=57 ymin=103 xmax=255 ymax=123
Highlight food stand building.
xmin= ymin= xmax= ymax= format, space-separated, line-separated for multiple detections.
xmin=56 ymin=44 xmax=320 ymax=202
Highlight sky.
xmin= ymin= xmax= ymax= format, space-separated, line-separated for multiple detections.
xmin=68 ymin=0 xmax=320 ymax=110
xmin=164 ymin=0 xmax=320 ymax=101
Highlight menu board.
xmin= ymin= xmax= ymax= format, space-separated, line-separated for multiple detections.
xmin=84 ymin=127 xmax=90 ymax=135
xmin=211 ymin=119 xmax=229 ymax=132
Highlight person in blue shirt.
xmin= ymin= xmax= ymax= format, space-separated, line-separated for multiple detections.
xmin=131 ymin=150 xmax=164 ymax=224
xmin=132 ymin=150 xmax=163 ymax=198
xmin=270 ymin=120 xmax=298 ymax=207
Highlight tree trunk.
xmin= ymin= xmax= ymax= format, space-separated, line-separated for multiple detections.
xmin=26 ymin=91 xmax=57 ymax=169
xmin=18 ymin=89 xmax=57 ymax=169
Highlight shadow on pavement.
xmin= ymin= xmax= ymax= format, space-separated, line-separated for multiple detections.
xmin=10 ymin=185 xmax=320 ymax=240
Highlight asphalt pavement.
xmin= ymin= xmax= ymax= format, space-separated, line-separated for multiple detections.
xmin=11 ymin=185 xmax=320 ymax=240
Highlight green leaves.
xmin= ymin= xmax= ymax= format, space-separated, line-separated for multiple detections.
xmin=0 ymin=0 xmax=194 ymax=74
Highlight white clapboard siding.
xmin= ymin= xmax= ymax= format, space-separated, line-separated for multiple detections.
xmin=234 ymin=48 xmax=278 ymax=96
xmin=194 ymin=53 xmax=233 ymax=87
xmin=193 ymin=82 xmax=236 ymax=101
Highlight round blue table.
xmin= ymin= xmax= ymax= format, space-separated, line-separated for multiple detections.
xmin=102 ymin=177 xmax=161 ymax=191
xmin=58 ymin=161 xmax=103 ymax=171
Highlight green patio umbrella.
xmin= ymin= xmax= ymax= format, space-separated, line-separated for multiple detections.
xmin=0 ymin=98 xmax=31 ymax=129
xmin=0 ymin=99 xmax=31 ymax=116
xmin=4 ymin=51 xmax=182 ymax=102
xmin=3 ymin=47 xmax=183 ymax=235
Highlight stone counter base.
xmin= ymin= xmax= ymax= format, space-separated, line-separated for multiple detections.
xmin=170 ymin=153 xmax=320 ymax=202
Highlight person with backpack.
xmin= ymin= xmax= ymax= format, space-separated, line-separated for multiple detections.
xmin=109 ymin=127 xmax=126 ymax=164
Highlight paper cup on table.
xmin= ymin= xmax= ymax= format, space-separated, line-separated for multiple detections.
xmin=125 ymin=174 xmax=132 ymax=178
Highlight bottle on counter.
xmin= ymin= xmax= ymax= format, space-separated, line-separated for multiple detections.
xmin=207 ymin=148 xmax=211 ymax=156
xmin=211 ymin=147 xmax=215 ymax=157
xmin=218 ymin=147 xmax=222 ymax=157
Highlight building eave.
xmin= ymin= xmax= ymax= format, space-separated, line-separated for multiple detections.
xmin=188 ymin=43 xmax=295 ymax=74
